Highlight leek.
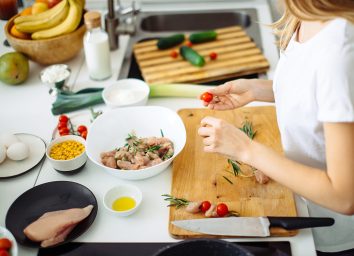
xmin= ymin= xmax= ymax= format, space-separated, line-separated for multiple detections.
xmin=149 ymin=83 xmax=215 ymax=98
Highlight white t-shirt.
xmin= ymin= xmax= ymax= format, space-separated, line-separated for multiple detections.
xmin=273 ymin=18 xmax=354 ymax=252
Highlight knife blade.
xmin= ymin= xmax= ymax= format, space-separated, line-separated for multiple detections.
xmin=172 ymin=217 xmax=334 ymax=237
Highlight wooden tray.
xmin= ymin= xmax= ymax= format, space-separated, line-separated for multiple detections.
xmin=169 ymin=107 xmax=297 ymax=238
xmin=133 ymin=26 xmax=270 ymax=84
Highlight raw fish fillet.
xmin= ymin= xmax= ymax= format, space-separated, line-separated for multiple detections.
xmin=24 ymin=205 xmax=94 ymax=247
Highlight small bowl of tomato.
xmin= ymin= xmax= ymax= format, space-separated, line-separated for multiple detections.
xmin=0 ymin=226 xmax=18 ymax=256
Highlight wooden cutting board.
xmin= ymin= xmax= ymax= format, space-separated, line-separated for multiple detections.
xmin=169 ymin=106 xmax=297 ymax=238
xmin=133 ymin=26 xmax=269 ymax=84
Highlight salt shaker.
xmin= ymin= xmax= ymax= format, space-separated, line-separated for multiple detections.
xmin=83 ymin=11 xmax=112 ymax=81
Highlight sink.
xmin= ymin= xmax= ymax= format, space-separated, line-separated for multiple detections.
xmin=140 ymin=12 xmax=251 ymax=32
xmin=119 ymin=9 xmax=264 ymax=85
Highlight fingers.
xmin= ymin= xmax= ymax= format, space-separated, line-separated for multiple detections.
xmin=200 ymin=116 xmax=222 ymax=127
xmin=208 ymin=82 xmax=233 ymax=96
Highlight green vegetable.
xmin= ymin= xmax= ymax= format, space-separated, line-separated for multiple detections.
xmin=149 ymin=83 xmax=213 ymax=98
xmin=189 ymin=30 xmax=217 ymax=44
xmin=51 ymin=88 xmax=104 ymax=115
xmin=157 ymin=34 xmax=185 ymax=50
xmin=180 ymin=46 xmax=205 ymax=67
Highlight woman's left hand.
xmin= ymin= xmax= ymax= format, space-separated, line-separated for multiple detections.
xmin=198 ymin=116 xmax=252 ymax=163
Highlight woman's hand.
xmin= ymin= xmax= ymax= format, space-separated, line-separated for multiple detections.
xmin=203 ymin=79 xmax=256 ymax=110
xmin=201 ymin=79 xmax=274 ymax=110
xmin=198 ymin=116 xmax=253 ymax=162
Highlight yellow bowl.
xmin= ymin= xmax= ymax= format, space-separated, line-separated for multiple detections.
xmin=4 ymin=14 xmax=86 ymax=65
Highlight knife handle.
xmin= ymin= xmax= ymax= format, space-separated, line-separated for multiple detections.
xmin=268 ymin=217 xmax=335 ymax=230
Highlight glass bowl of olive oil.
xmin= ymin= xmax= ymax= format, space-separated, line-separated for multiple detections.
xmin=103 ymin=184 xmax=142 ymax=217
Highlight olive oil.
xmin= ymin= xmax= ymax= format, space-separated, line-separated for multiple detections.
xmin=112 ymin=197 xmax=136 ymax=211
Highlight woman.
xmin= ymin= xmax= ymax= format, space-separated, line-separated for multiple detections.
xmin=198 ymin=1 xmax=354 ymax=255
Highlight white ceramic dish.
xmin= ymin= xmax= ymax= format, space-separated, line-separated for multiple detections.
xmin=0 ymin=133 xmax=46 ymax=178
xmin=0 ymin=226 xmax=18 ymax=256
xmin=86 ymin=106 xmax=186 ymax=180
xmin=103 ymin=184 xmax=142 ymax=217
xmin=102 ymin=79 xmax=150 ymax=108
xmin=46 ymin=135 xmax=87 ymax=172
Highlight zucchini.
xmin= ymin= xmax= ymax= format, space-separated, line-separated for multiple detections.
xmin=180 ymin=46 xmax=205 ymax=67
xmin=157 ymin=34 xmax=185 ymax=50
xmin=189 ymin=30 xmax=217 ymax=44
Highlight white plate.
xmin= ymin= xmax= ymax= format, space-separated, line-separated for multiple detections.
xmin=0 ymin=226 xmax=18 ymax=256
xmin=0 ymin=134 xmax=46 ymax=178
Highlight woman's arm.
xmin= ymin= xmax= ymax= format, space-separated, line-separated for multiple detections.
xmin=203 ymin=79 xmax=275 ymax=110
xmin=248 ymin=122 xmax=354 ymax=215
xmin=199 ymin=118 xmax=354 ymax=215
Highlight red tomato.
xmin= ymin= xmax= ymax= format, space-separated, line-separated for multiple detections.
xmin=0 ymin=238 xmax=11 ymax=250
xmin=59 ymin=127 xmax=70 ymax=136
xmin=77 ymin=125 xmax=87 ymax=134
xmin=59 ymin=115 xmax=69 ymax=123
xmin=216 ymin=203 xmax=229 ymax=217
xmin=57 ymin=121 xmax=67 ymax=130
xmin=81 ymin=130 xmax=87 ymax=140
xmin=170 ymin=50 xmax=178 ymax=58
xmin=209 ymin=52 xmax=217 ymax=60
xmin=0 ymin=249 xmax=10 ymax=256
xmin=185 ymin=41 xmax=193 ymax=47
xmin=47 ymin=0 xmax=61 ymax=8
xmin=200 ymin=92 xmax=213 ymax=103
xmin=200 ymin=201 xmax=211 ymax=213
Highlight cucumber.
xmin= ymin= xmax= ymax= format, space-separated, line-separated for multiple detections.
xmin=189 ymin=30 xmax=217 ymax=44
xmin=180 ymin=46 xmax=205 ymax=67
xmin=157 ymin=34 xmax=185 ymax=50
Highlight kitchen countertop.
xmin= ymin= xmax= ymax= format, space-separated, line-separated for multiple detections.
xmin=0 ymin=1 xmax=316 ymax=255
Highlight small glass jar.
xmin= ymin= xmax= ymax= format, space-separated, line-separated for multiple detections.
xmin=0 ymin=0 xmax=18 ymax=20
xmin=83 ymin=11 xmax=112 ymax=81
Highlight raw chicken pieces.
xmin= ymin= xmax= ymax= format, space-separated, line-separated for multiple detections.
xmin=23 ymin=205 xmax=94 ymax=247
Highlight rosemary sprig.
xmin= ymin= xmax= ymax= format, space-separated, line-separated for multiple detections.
xmin=240 ymin=121 xmax=256 ymax=139
xmin=228 ymin=159 xmax=242 ymax=176
xmin=125 ymin=133 xmax=137 ymax=141
xmin=147 ymin=145 xmax=161 ymax=152
xmin=223 ymin=175 xmax=233 ymax=184
xmin=162 ymin=194 xmax=190 ymax=209
xmin=160 ymin=129 xmax=164 ymax=137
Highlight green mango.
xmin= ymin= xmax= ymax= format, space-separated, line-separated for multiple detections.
xmin=0 ymin=52 xmax=29 ymax=85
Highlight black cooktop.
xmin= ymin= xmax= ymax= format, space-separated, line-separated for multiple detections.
xmin=38 ymin=241 xmax=291 ymax=256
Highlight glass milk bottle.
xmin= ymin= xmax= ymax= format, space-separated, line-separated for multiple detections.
xmin=83 ymin=11 xmax=112 ymax=80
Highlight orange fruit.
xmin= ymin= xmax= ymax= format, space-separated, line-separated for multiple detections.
xmin=20 ymin=7 xmax=32 ymax=16
xmin=35 ymin=0 xmax=49 ymax=3
xmin=10 ymin=25 xmax=31 ymax=40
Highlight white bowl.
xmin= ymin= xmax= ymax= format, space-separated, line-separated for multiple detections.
xmin=0 ymin=226 xmax=18 ymax=256
xmin=103 ymin=184 xmax=142 ymax=217
xmin=102 ymin=79 xmax=150 ymax=108
xmin=86 ymin=106 xmax=186 ymax=180
xmin=46 ymin=135 xmax=87 ymax=172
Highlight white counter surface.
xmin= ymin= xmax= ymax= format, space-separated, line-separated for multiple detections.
xmin=0 ymin=1 xmax=316 ymax=255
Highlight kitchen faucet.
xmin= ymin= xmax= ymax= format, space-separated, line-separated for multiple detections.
xmin=105 ymin=0 xmax=140 ymax=50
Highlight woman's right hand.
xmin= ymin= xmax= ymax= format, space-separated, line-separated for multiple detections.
xmin=203 ymin=79 xmax=256 ymax=110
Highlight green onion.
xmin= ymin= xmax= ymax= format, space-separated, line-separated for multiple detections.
xmin=149 ymin=83 xmax=215 ymax=98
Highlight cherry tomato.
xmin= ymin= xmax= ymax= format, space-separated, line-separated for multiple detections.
xmin=216 ymin=203 xmax=229 ymax=217
xmin=185 ymin=41 xmax=193 ymax=47
xmin=77 ymin=125 xmax=87 ymax=134
xmin=0 ymin=238 xmax=11 ymax=250
xmin=200 ymin=92 xmax=213 ymax=103
xmin=59 ymin=127 xmax=70 ymax=136
xmin=57 ymin=121 xmax=67 ymax=130
xmin=0 ymin=249 xmax=10 ymax=256
xmin=170 ymin=50 xmax=178 ymax=58
xmin=59 ymin=115 xmax=69 ymax=123
xmin=209 ymin=52 xmax=217 ymax=60
xmin=81 ymin=130 xmax=88 ymax=140
xmin=200 ymin=201 xmax=211 ymax=213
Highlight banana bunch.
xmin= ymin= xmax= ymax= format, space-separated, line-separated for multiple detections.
xmin=15 ymin=0 xmax=84 ymax=40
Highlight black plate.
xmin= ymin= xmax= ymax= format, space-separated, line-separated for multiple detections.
xmin=5 ymin=181 xmax=98 ymax=248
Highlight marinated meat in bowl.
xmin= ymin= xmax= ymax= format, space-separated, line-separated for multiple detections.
xmin=101 ymin=133 xmax=174 ymax=170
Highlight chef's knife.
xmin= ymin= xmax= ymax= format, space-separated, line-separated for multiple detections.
xmin=172 ymin=217 xmax=334 ymax=237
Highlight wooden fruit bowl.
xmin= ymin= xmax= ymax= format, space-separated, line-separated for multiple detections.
xmin=4 ymin=14 xmax=86 ymax=65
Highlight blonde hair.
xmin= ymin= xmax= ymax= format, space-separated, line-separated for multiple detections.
xmin=272 ymin=0 xmax=354 ymax=50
